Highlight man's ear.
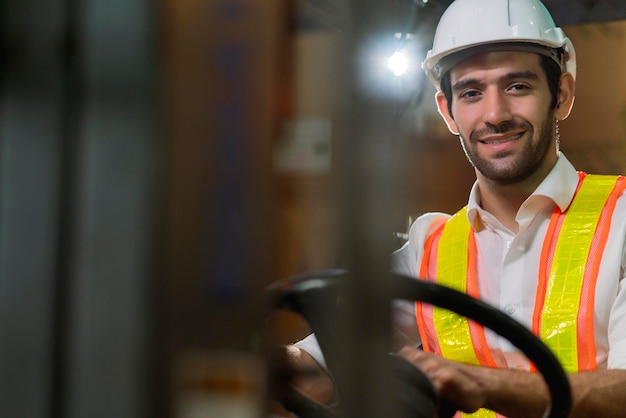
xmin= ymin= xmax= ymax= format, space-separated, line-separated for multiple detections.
xmin=555 ymin=72 xmax=576 ymax=120
xmin=435 ymin=91 xmax=460 ymax=135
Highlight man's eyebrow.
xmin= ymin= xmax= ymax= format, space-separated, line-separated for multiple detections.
xmin=502 ymin=70 xmax=540 ymax=82
xmin=452 ymin=78 xmax=481 ymax=92
xmin=451 ymin=71 xmax=540 ymax=92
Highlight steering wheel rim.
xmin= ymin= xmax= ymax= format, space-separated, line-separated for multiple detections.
xmin=267 ymin=270 xmax=572 ymax=418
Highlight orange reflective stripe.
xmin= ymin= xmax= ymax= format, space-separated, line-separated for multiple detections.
xmin=417 ymin=223 xmax=443 ymax=354
xmin=467 ymin=231 xmax=497 ymax=368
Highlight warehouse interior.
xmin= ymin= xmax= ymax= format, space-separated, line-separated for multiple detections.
xmin=1 ymin=0 xmax=625 ymax=417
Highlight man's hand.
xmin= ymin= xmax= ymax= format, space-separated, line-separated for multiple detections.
xmin=397 ymin=346 xmax=488 ymax=414
xmin=397 ymin=346 xmax=555 ymax=418
xmin=270 ymin=344 xmax=336 ymax=416
xmin=284 ymin=345 xmax=336 ymax=404
xmin=399 ymin=345 xmax=626 ymax=418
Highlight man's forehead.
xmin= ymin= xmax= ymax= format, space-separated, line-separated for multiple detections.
xmin=449 ymin=50 xmax=544 ymax=82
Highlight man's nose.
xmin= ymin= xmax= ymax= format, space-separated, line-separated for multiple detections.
xmin=483 ymin=89 xmax=512 ymax=126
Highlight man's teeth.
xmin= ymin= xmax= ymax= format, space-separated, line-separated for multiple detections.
xmin=481 ymin=133 xmax=522 ymax=144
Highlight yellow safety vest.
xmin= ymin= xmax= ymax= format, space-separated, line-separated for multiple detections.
xmin=415 ymin=173 xmax=626 ymax=418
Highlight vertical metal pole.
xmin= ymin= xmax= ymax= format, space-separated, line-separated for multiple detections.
xmin=0 ymin=0 xmax=160 ymax=417
xmin=0 ymin=1 xmax=67 ymax=417
xmin=333 ymin=1 xmax=407 ymax=417
xmin=56 ymin=0 xmax=159 ymax=417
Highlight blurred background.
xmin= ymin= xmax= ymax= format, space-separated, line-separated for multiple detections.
xmin=1 ymin=0 xmax=625 ymax=417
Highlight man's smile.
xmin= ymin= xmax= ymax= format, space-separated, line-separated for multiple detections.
xmin=477 ymin=131 xmax=524 ymax=145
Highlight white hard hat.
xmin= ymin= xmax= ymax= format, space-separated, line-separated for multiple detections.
xmin=422 ymin=0 xmax=576 ymax=89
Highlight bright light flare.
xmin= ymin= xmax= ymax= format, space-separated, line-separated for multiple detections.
xmin=388 ymin=51 xmax=408 ymax=77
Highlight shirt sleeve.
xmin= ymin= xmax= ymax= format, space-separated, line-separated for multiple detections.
xmin=294 ymin=333 xmax=328 ymax=370
xmin=607 ymin=215 xmax=626 ymax=370
xmin=607 ymin=197 xmax=626 ymax=369
xmin=607 ymin=282 xmax=626 ymax=368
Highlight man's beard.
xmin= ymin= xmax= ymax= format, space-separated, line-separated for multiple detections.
xmin=459 ymin=112 xmax=555 ymax=185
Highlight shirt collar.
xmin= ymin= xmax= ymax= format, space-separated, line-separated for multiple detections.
xmin=466 ymin=153 xmax=579 ymax=231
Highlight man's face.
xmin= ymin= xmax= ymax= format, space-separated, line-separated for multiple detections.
xmin=438 ymin=51 xmax=557 ymax=185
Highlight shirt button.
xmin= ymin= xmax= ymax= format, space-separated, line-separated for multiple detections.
xmin=504 ymin=305 xmax=515 ymax=315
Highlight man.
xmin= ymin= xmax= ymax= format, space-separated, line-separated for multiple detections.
xmin=287 ymin=0 xmax=626 ymax=416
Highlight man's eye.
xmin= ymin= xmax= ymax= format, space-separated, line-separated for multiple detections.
xmin=460 ymin=90 xmax=480 ymax=99
xmin=509 ymin=83 xmax=528 ymax=91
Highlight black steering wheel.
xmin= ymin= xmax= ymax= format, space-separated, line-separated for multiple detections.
xmin=267 ymin=269 xmax=572 ymax=418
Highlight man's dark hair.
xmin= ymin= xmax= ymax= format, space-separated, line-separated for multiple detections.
xmin=439 ymin=52 xmax=563 ymax=120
